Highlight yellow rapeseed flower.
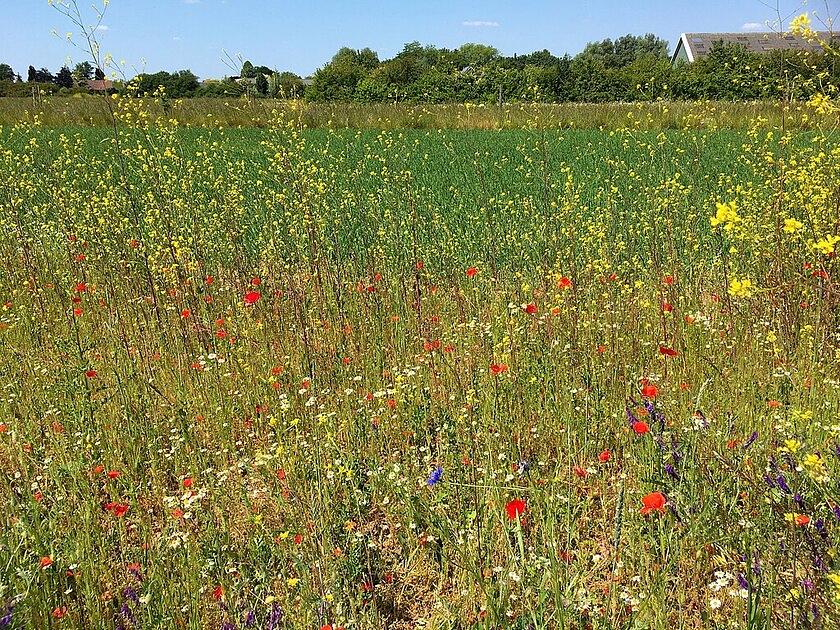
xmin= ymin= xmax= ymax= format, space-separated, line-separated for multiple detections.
xmin=728 ymin=277 xmax=754 ymax=298
xmin=783 ymin=218 xmax=803 ymax=233
xmin=710 ymin=201 xmax=741 ymax=232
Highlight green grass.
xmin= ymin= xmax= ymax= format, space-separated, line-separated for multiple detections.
xmin=1 ymin=96 xmax=837 ymax=130
xmin=1 ymin=112 xmax=839 ymax=628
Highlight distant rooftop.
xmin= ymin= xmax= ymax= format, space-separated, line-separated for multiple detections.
xmin=672 ymin=31 xmax=840 ymax=64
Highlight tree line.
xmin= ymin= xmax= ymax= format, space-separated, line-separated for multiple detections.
xmin=3 ymin=33 xmax=839 ymax=101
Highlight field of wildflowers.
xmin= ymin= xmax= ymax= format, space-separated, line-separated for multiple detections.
xmin=1 ymin=85 xmax=840 ymax=629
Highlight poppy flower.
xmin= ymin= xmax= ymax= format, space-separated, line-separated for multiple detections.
xmin=557 ymin=276 xmax=572 ymax=289
xmin=633 ymin=421 xmax=650 ymax=435
xmin=107 ymin=470 xmax=121 ymax=479
xmin=505 ymin=498 xmax=526 ymax=520
xmin=110 ymin=503 xmax=129 ymax=518
xmin=466 ymin=266 xmax=478 ymax=278
xmin=244 ymin=291 xmax=261 ymax=305
xmin=641 ymin=384 xmax=658 ymax=399
xmin=663 ymin=274 xmax=674 ymax=285
xmin=659 ymin=346 xmax=678 ymax=357
xmin=84 ymin=369 xmax=98 ymax=379
xmin=524 ymin=303 xmax=537 ymax=315
xmin=662 ymin=302 xmax=673 ymax=313
xmin=640 ymin=491 xmax=667 ymax=515
xmin=212 ymin=585 xmax=224 ymax=601
xmin=183 ymin=477 xmax=193 ymax=488
xmin=180 ymin=309 xmax=190 ymax=318
xmin=489 ymin=363 xmax=509 ymax=376
xmin=573 ymin=465 xmax=587 ymax=478
xmin=794 ymin=514 xmax=810 ymax=526
xmin=598 ymin=449 xmax=611 ymax=463
xmin=39 ymin=556 xmax=53 ymax=569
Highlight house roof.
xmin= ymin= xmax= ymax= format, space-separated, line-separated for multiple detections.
xmin=87 ymin=79 xmax=113 ymax=91
xmin=672 ymin=31 xmax=840 ymax=63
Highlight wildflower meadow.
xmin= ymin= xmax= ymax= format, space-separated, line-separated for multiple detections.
xmin=2 ymin=6 xmax=840 ymax=630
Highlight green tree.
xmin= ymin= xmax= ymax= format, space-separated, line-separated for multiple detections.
xmin=255 ymin=72 xmax=268 ymax=95
xmin=0 ymin=63 xmax=14 ymax=82
xmin=73 ymin=61 xmax=94 ymax=84
xmin=55 ymin=66 xmax=74 ymax=89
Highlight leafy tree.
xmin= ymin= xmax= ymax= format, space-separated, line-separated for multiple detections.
xmin=55 ymin=66 xmax=74 ymax=89
xmin=457 ymin=43 xmax=500 ymax=68
xmin=240 ymin=61 xmax=255 ymax=78
xmin=307 ymin=47 xmax=380 ymax=101
xmin=94 ymin=67 xmax=105 ymax=80
xmin=0 ymin=64 xmax=14 ymax=82
xmin=73 ymin=61 xmax=94 ymax=84
xmin=255 ymin=72 xmax=268 ymax=95
xmin=27 ymin=66 xmax=54 ymax=83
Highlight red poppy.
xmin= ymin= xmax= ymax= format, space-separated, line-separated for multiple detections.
xmin=641 ymin=384 xmax=658 ymax=399
xmin=244 ymin=291 xmax=261 ymax=305
xmin=212 ymin=585 xmax=224 ymax=601
xmin=596 ymin=344 xmax=607 ymax=353
xmin=180 ymin=309 xmax=191 ymax=319
xmin=415 ymin=260 xmax=424 ymax=270
xmin=633 ymin=421 xmax=650 ymax=435
xmin=557 ymin=276 xmax=573 ymax=289
xmin=52 ymin=607 xmax=67 ymax=619
xmin=107 ymin=470 xmax=121 ymax=479
xmin=662 ymin=302 xmax=673 ymax=313
xmin=663 ymin=274 xmax=674 ymax=285
xmin=524 ymin=303 xmax=537 ymax=315
xmin=658 ymin=346 xmax=678 ymax=357
xmin=794 ymin=514 xmax=810 ymax=526
xmin=598 ymin=449 xmax=611 ymax=463
xmin=573 ymin=465 xmax=587 ymax=478
xmin=75 ymin=282 xmax=87 ymax=293
xmin=111 ymin=503 xmax=129 ymax=518
xmin=466 ymin=266 xmax=478 ymax=278
xmin=250 ymin=277 xmax=261 ymax=286
xmin=183 ymin=477 xmax=193 ymax=488
xmin=84 ymin=369 xmax=98 ymax=379
xmin=40 ymin=556 xmax=53 ymax=569
xmin=505 ymin=498 xmax=526 ymax=520
xmin=640 ymin=491 xmax=666 ymax=515
xmin=489 ymin=363 xmax=509 ymax=376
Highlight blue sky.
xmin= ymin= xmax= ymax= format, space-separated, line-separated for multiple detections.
xmin=1 ymin=0 xmax=832 ymax=80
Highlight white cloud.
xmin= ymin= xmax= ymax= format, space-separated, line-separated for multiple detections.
xmin=184 ymin=0 xmax=201 ymax=4
xmin=173 ymin=36 xmax=182 ymax=41
xmin=741 ymin=22 xmax=765 ymax=31
xmin=96 ymin=24 xmax=109 ymax=31
xmin=462 ymin=20 xmax=499 ymax=28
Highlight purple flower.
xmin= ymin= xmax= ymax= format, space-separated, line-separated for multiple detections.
xmin=776 ymin=475 xmax=791 ymax=494
xmin=832 ymin=505 xmax=840 ymax=521
xmin=743 ymin=431 xmax=758 ymax=449
xmin=0 ymin=607 xmax=12 ymax=628
xmin=794 ymin=493 xmax=805 ymax=508
xmin=244 ymin=610 xmax=255 ymax=627
xmin=426 ymin=466 xmax=443 ymax=486
xmin=266 ymin=603 xmax=283 ymax=630
xmin=737 ymin=573 xmax=749 ymax=590
xmin=123 ymin=586 xmax=139 ymax=605
xmin=664 ymin=463 xmax=679 ymax=480
xmin=120 ymin=603 xmax=137 ymax=626
xmin=221 ymin=623 xmax=236 ymax=630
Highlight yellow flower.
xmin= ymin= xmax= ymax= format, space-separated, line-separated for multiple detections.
xmin=286 ymin=577 xmax=300 ymax=588
xmin=790 ymin=14 xmax=813 ymax=37
xmin=814 ymin=235 xmax=840 ymax=255
xmin=728 ymin=277 xmax=754 ymax=298
xmin=710 ymin=201 xmax=741 ymax=232
xmin=783 ymin=218 xmax=803 ymax=233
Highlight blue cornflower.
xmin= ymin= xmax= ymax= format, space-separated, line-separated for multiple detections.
xmin=427 ymin=466 xmax=443 ymax=486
